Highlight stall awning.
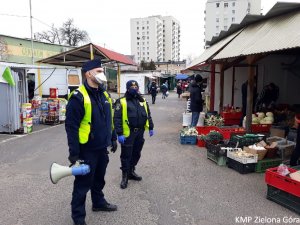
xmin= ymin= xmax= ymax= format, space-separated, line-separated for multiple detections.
xmin=185 ymin=30 xmax=242 ymax=70
xmin=213 ymin=10 xmax=300 ymax=60
xmin=36 ymin=43 xmax=136 ymax=67
xmin=175 ymin=74 xmax=188 ymax=80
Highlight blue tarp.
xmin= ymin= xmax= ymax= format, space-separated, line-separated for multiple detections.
xmin=175 ymin=74 xmax=188 ymax=80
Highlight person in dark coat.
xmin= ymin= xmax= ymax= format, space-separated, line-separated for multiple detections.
xmin=160 ymin=82 xmax=168 ymax=99
xmin=189 ymin=74 xmax=203 ymax=127
xmin=150 ymin=81 xmax=158 ymax=104
xmin=65 ymin=59 xmax=118 ymax=225
xmin=255 ymin=82 xmax=279 ymax=111
xmin=176 ymin=82 xmax=182 ymax=98
xmin=290 ymin=115 xmax=300 ymax=166
xmin=114 ymin=80 xmax=154 ymax=189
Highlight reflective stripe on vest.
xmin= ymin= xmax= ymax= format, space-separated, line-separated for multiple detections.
xmin=120 ymin=98 xmax=149 ymax=138
xmin=69 ymin=85 xmax=113 ymax=144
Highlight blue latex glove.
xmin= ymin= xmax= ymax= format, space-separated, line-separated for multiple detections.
xmin=149 ymin=130 xmax=154 ymax=137
xmin=118 ymin=135 xmax=126 ymax=144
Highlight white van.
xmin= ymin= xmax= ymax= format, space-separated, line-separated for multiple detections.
xmin=27 ymin=67 xmax=82 ymax=99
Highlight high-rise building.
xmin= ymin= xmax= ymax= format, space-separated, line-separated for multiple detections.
xmin=130 ymin=15 xmax=180 ymax=63
xmin=204 ymin=0 xmax=261 ymax=47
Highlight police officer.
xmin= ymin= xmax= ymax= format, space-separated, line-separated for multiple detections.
xmin=65 ymin=59 xmax=118 ymax=225
xmin=114 ymin=80 xmax=154 ymax=189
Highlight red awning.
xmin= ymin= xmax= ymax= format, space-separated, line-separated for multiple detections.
xmin=36 ymin=43 xmax=136 ymax=67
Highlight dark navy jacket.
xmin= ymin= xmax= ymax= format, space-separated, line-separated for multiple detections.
xmin=65 ymin=81 xmax=116 ymax=157
xmin=189 ymin=81 xmax=203 ymax=112
xmin=114 ymin=93 xmax=154 ymax=136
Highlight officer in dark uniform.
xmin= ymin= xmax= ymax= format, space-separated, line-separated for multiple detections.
xmin=65 ymin=59 xmax=118 ymax=225
xmin=114 ymin=80 xmax=154 ymax=189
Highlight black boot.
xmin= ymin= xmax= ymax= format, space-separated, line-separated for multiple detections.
xmin=128 ymin=168 xmax=142 ymax=181
xmin=120 ymin=171 xmax=128 ymax=189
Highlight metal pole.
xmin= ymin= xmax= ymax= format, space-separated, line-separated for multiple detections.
xmin=29 ymin=0 xmax=34 ymax=65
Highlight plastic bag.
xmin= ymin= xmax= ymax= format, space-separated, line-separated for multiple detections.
xmin=277 ymin=164 xmax=290 ymax=176
xmin=166 ymin=91 xmax=169 ymax=97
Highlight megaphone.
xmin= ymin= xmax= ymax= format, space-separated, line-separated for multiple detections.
xmin=50 ymin=162 xmax=90 ymax=184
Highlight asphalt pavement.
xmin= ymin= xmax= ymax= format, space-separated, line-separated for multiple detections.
xmin=0 ymin=91 xmax=298 ymax=225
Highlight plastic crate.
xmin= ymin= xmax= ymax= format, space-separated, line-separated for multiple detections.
xmin=251 ymin=124 xmax=272 ymax=133
xmin=267 ymin=185 xmax=300 ymax=215
xmin=180 ymin=135 xmax=197 ymax=145
xmin=196 ymin=126 xmax=221 ymax=135
xmin=219 ymin=127 xmax=246 ymax=140
xmin=227 ymin=149 xmax=258 ymax=164
xmin=277 ymin=140 xmax=296 ymax=160
xmin=227 ymin=158 xmax=256 ymax=174
xmin=206 ymin=141 xmax=228 ymax=157
xmin=223 ymin=118 xmax=241 ymax=126
xmin=265 ymin=167 xmax=300 ymax=197
xmin=207 ymin=151 xmax=227 ymax=166
xmin=197 ymin=139 xmax=206 ymax=147
xmin=255 ymin=158 xmax=282 ymax=173
xmin=229 ymin=134 xmax=265 ymax=148
xmin=221 ymin=111 xmax=243 ymax=120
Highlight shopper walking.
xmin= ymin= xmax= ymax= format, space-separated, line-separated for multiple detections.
xmin=114 ymin=80 xmax=154 ymax=189
xmin=150 ymin=81 xmax=158 ymax=104
xmin=65 ymin=59 xmax=118 ymax=225
xmin=160 ymin=82 xmax=168 ymax=99
xmin=189 ymin=74 xmax=204 ymax=127
xmin=176 ymin=82 xmax=182 ymax=98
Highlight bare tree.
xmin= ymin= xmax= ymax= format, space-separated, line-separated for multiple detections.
xmin=34 ymin=19 xmax=89 ymax=46
xmin=0 ymin=38 xmax=8 ymax=61
xmin=60 ymin=19 xmax=89 ymax=46
xmin=34 ymin=24 xmax=62 ymax=44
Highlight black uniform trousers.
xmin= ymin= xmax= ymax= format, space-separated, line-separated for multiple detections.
xmin=290 ymin=126 xmax=300 ymax=166
xmin=71 ymin=148 xmax=109 ymax=224
xmin=120 ymin=128 xmax=145 ymax=172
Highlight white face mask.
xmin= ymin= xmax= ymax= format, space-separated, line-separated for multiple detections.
xmin=93 ymin=72 xmax=107 ymax=84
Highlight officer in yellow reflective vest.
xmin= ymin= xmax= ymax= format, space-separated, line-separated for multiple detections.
xmin=114 ymin=80 xmax=154 ymax=189
xmin=65 ymin=59 xmax=117 ymax=225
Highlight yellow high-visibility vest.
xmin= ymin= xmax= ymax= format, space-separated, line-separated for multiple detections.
xmin=69 ymin=85 xmax=113 ymax=144
xmin=120 ymin=97 xmax=149 ymax=137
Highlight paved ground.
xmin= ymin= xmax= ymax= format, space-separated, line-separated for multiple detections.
xmin=0 ymin=92 xmax=298 ymax=225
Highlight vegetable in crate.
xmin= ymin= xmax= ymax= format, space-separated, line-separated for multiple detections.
xmin=180 ymin=127 xmax=198 ymax=136
xmin=205 ymin=115 xmax=224 ymax=127
xmin=205 ymin=130 xmax=223 ymax=143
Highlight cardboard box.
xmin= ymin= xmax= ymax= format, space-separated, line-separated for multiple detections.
xmin=270 ymin=127 xmax=286 ymax=138
xmin=244 ymin=146 xmax=267 ymax=160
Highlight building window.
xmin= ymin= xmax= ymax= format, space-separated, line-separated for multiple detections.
xmin=224 ymin=26 xmax=228 ymax=30
xmin=232 ymin=17 xmax=235 ymax=22
xmin=147 ymin=31 xmax=149 ymax=35
xmin=147 ymin=52 xmax=149 ymax=55
xmin=137 ymin=21 xmax=139 ymax=25
xmin=137 ymin=32 xmax=139 ymax=35
xmin=137 ymin=42 xmax=139 ymax=45
xmin=142 ymin=27 xmax=145 ymax=30
xmin=216 ymin=2 xmax=220 ymax=7
xmin=216 ymin=18 xmax=219 ymax=22
xmin=147 ymin=47 xmax=149 ymax=50
xmin=147 ymin=21 xmax=149 ymax=24
xmin=232 ymin=2 xmax=235 ymax=7
xmin=137 ymin=27 xmax=139 ymax=30
xmin=216 ymin=25 xmax=219 ymax=31
xmin=147 ymin=26 xmax=149 ymax=29
xmin=232 ymin=10 xmax=235 ymax=14
xmin=224 ymin=2 xmax=228 ymax=8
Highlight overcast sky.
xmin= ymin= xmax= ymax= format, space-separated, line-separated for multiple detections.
xmin=0 ymin=0 xmax=298 ymax=60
